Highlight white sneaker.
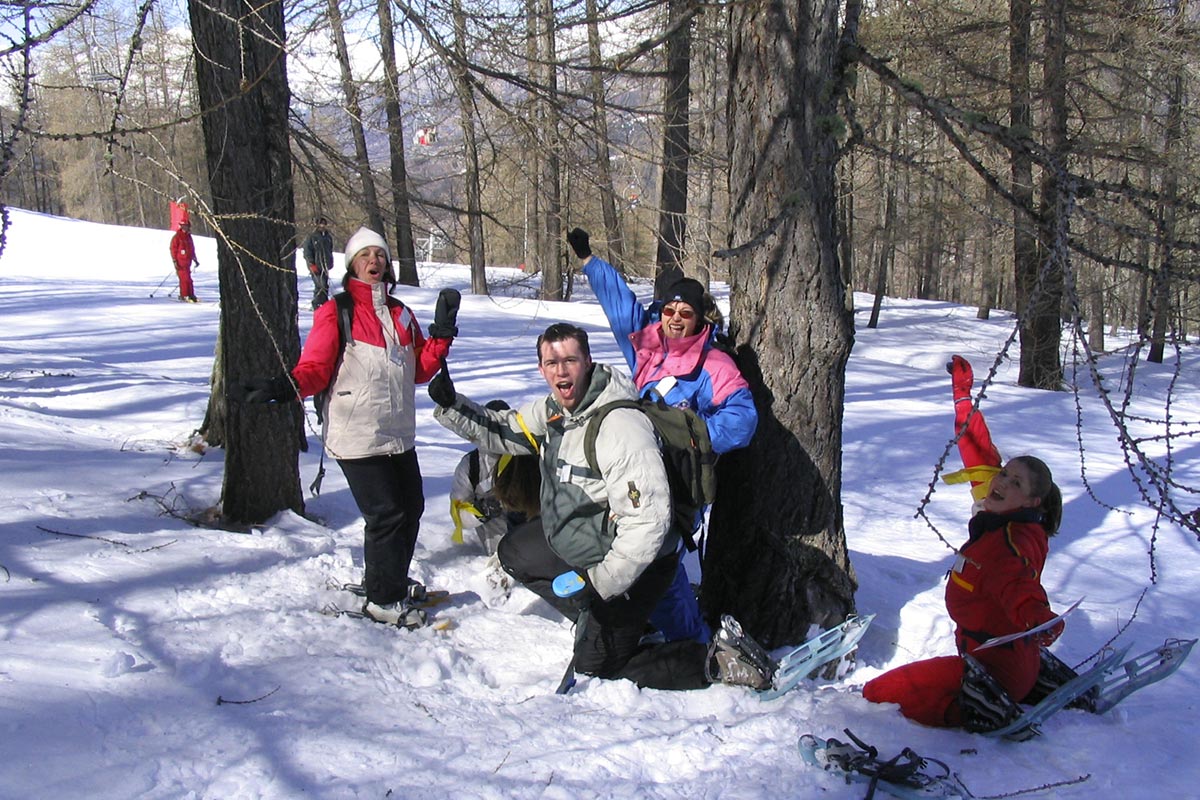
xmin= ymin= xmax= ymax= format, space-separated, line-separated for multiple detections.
xmin=362 ymin=600 xmax=428 ymax=629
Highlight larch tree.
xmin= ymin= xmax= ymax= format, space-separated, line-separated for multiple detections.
xmin=702 ymin=0 xmax=857 ymax=647
xmin=189 ymin=0 xmax=303 ymax=523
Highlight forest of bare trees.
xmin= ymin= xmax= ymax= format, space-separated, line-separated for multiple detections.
xmin=1 ymin=0 xmax=1197 ymax=639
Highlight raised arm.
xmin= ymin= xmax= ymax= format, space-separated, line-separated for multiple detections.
xmin=570 ymin=228 xmax=649 ymax=371
xmin=948 ymin=355 xmax=1001 ymax=470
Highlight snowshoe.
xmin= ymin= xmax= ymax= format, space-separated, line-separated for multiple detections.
xmin=1024 ymin=647 xmax=1097 ymax=710
xmin=800 ymin=729 xmax=971 ymax=799
xmin=760 ymin=614 xmax=875 ymax=701
xmin=706 ymin=614 xmax=777 ymax=690
xmin=1091 ymin=638 xmax=1196 ymax=714
xmin=959 ymin=654 xmax=1031 ymax=739
xmin=361 ymin=599 xmax=428 ymax=629
xmin=979 ymin=645 xmax=1130 ymax=741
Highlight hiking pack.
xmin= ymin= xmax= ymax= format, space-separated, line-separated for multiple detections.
xmin=582 ymin=397 xmax=717 ymax=549
xmin=311 ymin=290 xmax=355 ymax=426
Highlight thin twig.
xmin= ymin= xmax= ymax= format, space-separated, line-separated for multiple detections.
xmin=216 ymin=685 xmax=280 ymax=706
xmin=976 ymin=773 xmax=1091 ymax=799
xmin=36 ymin=524 xmax=129 ymax=547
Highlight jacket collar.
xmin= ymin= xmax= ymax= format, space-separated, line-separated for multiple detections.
xmin=968 ymin=507 xmax=1046 ymax=542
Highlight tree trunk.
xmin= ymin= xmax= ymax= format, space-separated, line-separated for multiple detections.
xmin=523 ymin=0 xmax=543 ymax=276
xmin=654 ymin=0 xmax=692 ymax=295
xmin=705 ymin=0 xmax=856 ymax=648
xmin=868 ymin=98 xmax=901 ymax=329
xmin=536 ymin=0 xmax=564 ymax=300
xmin=1017 ymin=0 xmax=1065 ymax=389
xmin=377 ymin=0 xmax=419 ymax=286
xmin=190 ymin=0 xmax=303 ymax=523
xmin=327 ymin=0 xmax=385 ymax=235
xmin=1148 ymin=1 xmax=1185 ymax=364
xmin=585 ymin=0 xmax=627 ymax=272
xmin=451 ymin=0 xmax=488 ymax=295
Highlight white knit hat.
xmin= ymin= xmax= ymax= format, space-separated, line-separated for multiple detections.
xmin=343 ymin=227 xmax=391 ymax=273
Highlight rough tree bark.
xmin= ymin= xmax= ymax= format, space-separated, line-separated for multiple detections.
xmin=190 ymin=0 xmax=303 ymax=523
xmin=584 ymin=0 xmax=627 ymax=272
xmin=536 ymin=0 xmax=564 ymax=300
xmin=377 ymin=0 xmax=419 ymax=286
xmin=451 ymin=0 xmax=488 ymax=295
xmin=653 ymin=0 xmax=692 ymax=295
xmin=1015 ymin=0 xmax=1064 ymax=389
xmin=327 ymin=0 xmax=385 ymax=235
xmin=703 ymin=0 xmax=857 ymax=648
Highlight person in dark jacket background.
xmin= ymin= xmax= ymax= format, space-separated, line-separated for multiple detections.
xmin=302 ymin=217 xmax=334 ymax=309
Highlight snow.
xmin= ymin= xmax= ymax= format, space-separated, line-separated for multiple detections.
xmin=1 ymin=206 xmax=1197 ymax=798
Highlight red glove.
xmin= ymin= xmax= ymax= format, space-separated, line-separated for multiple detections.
xmin=308 ymin=263 xmax=319 ymax=275
xmin=946 ymin=355 xmax=973 ymax=399
xmin=1018 ymin=601 xmax=1063 ymax=647
xmin=1033 ymin=619 xmax=1065 ymax=648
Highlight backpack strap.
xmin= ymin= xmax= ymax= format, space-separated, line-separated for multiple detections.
xmin=582 ymin=400 xmax=642 ymax=479
xmin=334 ymin=289 xmax=355 ymax=347
xmin=468 ymin=448 xmax=480 ymax=487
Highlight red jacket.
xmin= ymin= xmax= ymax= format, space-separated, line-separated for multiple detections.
xmin=291 ymin=280 xmax=451 ymax=458
xmin=292 ymin=280 xmax=448 ymax=398
xmin=169 ymin=229 xmax=196 ymax=269
xmin=946 ymin=511 xmax=1053 ymax=647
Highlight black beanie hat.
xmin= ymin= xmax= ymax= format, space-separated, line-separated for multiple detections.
xmin=661 ymin=278 xmax=705 ymax=317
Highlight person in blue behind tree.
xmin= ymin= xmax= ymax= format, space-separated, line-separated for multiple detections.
xmin=567 ymin=227 xmax=758 ymax=645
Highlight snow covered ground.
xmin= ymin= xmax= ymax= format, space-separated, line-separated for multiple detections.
xmin=1 ymin=207 xmax=1197 ymax=798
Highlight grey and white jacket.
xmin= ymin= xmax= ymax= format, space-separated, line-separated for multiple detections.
xmin=434 ymin=364 xmax=676 ymax=600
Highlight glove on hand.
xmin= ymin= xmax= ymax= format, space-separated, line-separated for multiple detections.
xmin=1018 ymin=601 xmax=1064 ymax=647
xmin=236 ymin=376 xmax=296 ymax=404
xmin=1033 ymin=619 xmax=1065 ymax=648
xmin=566 ymin=227 xmax=592 ymax=259
xmin=427 ymin=358 xmax=457 ymax=408
xmin=428 ymin=288 xmax=461 ymax=339
xmin=553 ymin=570 xmax=600 ymax=609
xmin=946 ymin=354 xmax=974 ymax=397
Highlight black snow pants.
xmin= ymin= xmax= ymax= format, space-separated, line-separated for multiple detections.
xmin=338 ymin=449 xmax=424 ymax=605
xmin=497 ymin=519 xmax=710 ymax=691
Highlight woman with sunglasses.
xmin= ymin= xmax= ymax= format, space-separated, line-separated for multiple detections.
xmin=568 ymin=226 xmax=758 ymax=645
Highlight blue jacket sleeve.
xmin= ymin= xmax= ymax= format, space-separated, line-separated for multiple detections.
xmin=699 ymin=386 xmax=758 ymax=455
xmin=582 ymin=255 xmax=650 ymax=371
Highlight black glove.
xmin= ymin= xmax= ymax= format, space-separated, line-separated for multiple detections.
xmin=235 ymin=375 xmax=296 ymax=404
xmin=428 ymin=288 xmax=461 ymax=339
xmin=566 ymin=227 xmax=592 ymax=259
xmin=427 ymin=359 xmax=457 ymax=408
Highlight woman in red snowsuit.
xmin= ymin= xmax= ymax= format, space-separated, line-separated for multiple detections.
xmin=862 ymin=355 xmax=1064 ymax=729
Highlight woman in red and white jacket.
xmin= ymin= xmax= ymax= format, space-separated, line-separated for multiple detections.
xmin=862 ymin=355 xmax=1064 ymax=731
xmin=241 ymin=227 xmax=458 ymax=629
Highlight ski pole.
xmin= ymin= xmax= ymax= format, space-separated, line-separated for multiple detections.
xmin=149 ymin=269 xmax=175 ymax=298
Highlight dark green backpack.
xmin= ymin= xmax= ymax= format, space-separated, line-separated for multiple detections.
xmin=582 ymin=398 xmax=717 ymax=550
xmin=312 ymin=290 xmax=355 ymax=425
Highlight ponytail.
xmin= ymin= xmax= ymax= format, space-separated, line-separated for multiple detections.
xmin=1011 ymin=455 xmax=1062 ymax=535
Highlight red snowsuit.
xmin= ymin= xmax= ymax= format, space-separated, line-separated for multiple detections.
xmin=169 ymin=228 xmax=197 ymax=299
xmin=862 ymin=357 xmax=1058 ymax=727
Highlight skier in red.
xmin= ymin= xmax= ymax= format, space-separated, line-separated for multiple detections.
xmin=862 ymin=355 xmax=1064 ymax=732
xmin=169 ymin=220 xmax=199 ymax=302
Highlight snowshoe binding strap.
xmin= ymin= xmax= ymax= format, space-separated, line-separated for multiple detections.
xmin=959 ymin=653 xmax=1028 ymax=736
xmin=801 ymin=729 xmax=964 ymax=799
